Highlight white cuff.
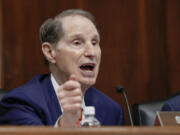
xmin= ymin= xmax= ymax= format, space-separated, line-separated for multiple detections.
xmin=54 ymin=115 xmax=62 ymax=128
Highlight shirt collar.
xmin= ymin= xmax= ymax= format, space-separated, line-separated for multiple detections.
xmin=50 ymin=74 xmax=59 ymax=97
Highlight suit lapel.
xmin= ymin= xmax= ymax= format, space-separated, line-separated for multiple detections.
xmin=84 ymin=87 xmax=104 ymax=124
xmin=42 ymin=75 xmax=62 ymax=124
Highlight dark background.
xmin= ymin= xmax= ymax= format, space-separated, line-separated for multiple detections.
xmin=0 ymin=0 xmax=180 ymax=125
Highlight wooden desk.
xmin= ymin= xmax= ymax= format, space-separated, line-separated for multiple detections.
xmin=0 ymin=126 xmax=180 ymax=135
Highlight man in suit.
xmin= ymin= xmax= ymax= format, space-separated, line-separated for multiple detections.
xmin=0 ymin=9 xmax=124 ymax=127
xmin=162 ymin=94 xmax=180 ymax=111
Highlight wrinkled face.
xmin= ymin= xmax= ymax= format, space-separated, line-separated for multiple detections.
xmin=53 ymin=15 xmax=101 ymax=88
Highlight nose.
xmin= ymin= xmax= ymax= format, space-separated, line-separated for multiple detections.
xmin=84 ymin=43 xmax=96 ymax=59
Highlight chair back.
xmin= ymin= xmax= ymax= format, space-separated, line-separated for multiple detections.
xmin=132 ymin=92 xmax=180 ymax=126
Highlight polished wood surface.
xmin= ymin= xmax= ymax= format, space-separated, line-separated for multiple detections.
xmin=0 ymin=126 xmax=180 ymax=135
xmin=0 ymin=0 xmax=180 ymax=124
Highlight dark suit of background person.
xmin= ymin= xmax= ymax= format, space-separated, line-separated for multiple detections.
xmin=162 ymin=94 xmax=180 ymax=111
xmin=0 ymin=9 xmax=124 ymax=126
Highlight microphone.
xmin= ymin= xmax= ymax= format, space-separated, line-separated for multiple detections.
xmin=116 ymin=86 xmax=134 ymax=126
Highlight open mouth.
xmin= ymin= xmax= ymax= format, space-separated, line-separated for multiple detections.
xmin=80 ymin=63 xmax=95 ymax=71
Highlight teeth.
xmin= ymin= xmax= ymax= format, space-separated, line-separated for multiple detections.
xmin=80 ymin=63 xmax=95 ymax=71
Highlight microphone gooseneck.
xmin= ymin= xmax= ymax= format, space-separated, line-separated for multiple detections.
xmin=116 ymin=86 xmax=134 ymax=126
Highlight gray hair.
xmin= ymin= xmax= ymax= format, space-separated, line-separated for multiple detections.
xmin=39 ymin=9 xmax=98 ymax=45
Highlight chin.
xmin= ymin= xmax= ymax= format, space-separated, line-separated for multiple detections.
xmin=80 ymin=78 xmax=96 ymax=87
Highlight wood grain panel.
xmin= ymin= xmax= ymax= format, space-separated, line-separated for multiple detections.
xmin=0 ymin=0 xmax=2 ymax=87
xmin=166 ymin=0 xmax=180 ymax=94
xmin=143 ymin=0 xmax=169 ymax=100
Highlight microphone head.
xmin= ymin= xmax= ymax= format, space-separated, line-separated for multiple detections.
xmin=116 ymin=86 xmax=125 ymax=93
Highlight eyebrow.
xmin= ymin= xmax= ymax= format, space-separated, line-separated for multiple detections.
xmin=93 ymin=35 xmax=100 ymax=41
xmin=68 ymin=33 xmax=100 ymax=41
xmin=69 ymin=34 xmax=83 ymax=39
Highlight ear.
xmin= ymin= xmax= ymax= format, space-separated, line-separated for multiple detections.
xmin=42 ymin=42 xmax=56 ymax=64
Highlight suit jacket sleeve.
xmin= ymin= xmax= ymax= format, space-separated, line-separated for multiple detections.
xmin=0 ymin=97 xmax=44 ymax=125
xmin=117 ymin=106 xmax=125 ymax=125
xmin=161 ymin=103 xmax=173 ymax=111
xmin=0 ymin=74 xmax=61 ymax=125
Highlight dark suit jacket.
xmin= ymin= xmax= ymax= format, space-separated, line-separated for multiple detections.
xmin=162 ymin=95 xmax=180 ymax=111
xmin=0 ymin=74 xmax=124 ymax=125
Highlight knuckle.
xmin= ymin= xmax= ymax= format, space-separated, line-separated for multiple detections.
xmin=75 ymin=103 xmax=82 ymax=109
xmin=76 ymin=88 xmax=82 ymax=95
xmin=77 ymin=96 xmax=82 ymax=102
xmin=76 ymin=82 xmax=81 ymax=88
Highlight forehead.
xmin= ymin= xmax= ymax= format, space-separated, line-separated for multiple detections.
xmin=59 ymin=15 xmax=99 ymax=38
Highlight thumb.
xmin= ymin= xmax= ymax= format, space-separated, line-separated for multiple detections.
xmin=69 ymin=74 xmax=77 ymax=81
